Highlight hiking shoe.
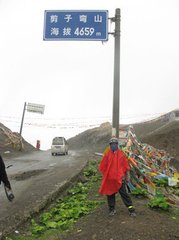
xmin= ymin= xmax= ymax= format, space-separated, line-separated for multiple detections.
xmin=5 ymin=187 xmax=15 ymax=201
xmin=8 ymin=193 xmax=15 ymax=201
xmin=109 ymin=209 xmax=116 ymax=216
xmin=129 ymin=211 xmax=136 ymax=217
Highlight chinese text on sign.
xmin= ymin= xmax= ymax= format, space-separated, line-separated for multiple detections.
xmin=43 ymin=10 xmax=108 ymax=41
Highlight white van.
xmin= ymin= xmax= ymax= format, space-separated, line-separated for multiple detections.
xmin=51 ymin=137 xmax=69 ymax=156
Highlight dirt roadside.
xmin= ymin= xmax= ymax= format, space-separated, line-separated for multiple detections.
xmin=59 ymin=196 xmax=179 ymax=240
xmin=49 ymin=153 xmax=179 ymax=240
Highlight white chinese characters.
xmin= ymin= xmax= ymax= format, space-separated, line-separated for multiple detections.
xmin=45 ymin=11 xmax=107 ymax=40
xmin=50 ymin=15 xmax=58 ymax=23
xmin=94 ymin=15 xmax=103 ymax=23
xmin=51 ymin=28 xmax=59 ymax=36
xmin=79 ymin=15 xmax=87 ymax=23
xmin=63 ymin=28 xmax=71 ymax=36
xmin=64 ymin=14 xmax=72 ymax=22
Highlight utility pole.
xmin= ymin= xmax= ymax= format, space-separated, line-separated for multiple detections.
xmin=112 ymin=8 xmax=120 ymax=138
xmin=19 ymin=102 xmax=26 ymax=136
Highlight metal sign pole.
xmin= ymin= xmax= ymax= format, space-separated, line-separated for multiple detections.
xmin=19 ymin=102 xmax=26 ymax=136
xmin=112 ymin=8 xmax=120 ymax=138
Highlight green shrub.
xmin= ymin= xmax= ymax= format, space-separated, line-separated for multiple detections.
xmin=30 ymin=160 xmax=103 ymax=237
xmin=148 ymin=195 xmax=170 ymax=211
xmin=131 ymin=188 xmax=148 ymax=197
xmin=153 ymin=178 xmax=168 ymax=187
xmin=175 ymin=189 xmax=179 ymax=196
xmin=83 ymin=161 xmax=98 ymax=177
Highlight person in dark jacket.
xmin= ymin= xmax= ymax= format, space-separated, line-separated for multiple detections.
xmin=0 ymin=154 xmax=14 ymax=201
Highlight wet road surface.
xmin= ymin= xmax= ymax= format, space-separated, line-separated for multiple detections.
xmin=0 ymin=149 xmax=89 ymax=236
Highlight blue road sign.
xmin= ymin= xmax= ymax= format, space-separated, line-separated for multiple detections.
xmin=43 ymin=10 xmax=108 ymax=41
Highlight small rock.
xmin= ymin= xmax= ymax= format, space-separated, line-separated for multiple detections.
xmin=92 ymin=234 xmax=97 ymax=239
xmin=4 ymin=151 xmax=10 ymax=154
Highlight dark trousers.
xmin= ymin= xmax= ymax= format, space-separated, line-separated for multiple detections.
xmin=0 ymin=155 xmax=11 ymax=189
xmin=107 ymin=181 xmax=134 ymax=211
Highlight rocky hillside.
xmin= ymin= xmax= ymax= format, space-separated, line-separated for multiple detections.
xmin=133 ymin=110 xmax=179 ymax=157
xmin=0 ymin=122 xmax=36 ymax=157
xmin=139 ymin=121 xmax=179 ymax=157
xmin=68 ymin=110 xmax=179 ymax=159
xmin=68 ymin=122 xmax=112 ymax=153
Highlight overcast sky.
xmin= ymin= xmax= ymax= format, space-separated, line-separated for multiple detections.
xmin=0 ymin=0 xmax=179 ymax=131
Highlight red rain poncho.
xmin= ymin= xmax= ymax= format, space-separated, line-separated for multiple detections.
xmin=99 ymin=149 xmax=130 ymax=195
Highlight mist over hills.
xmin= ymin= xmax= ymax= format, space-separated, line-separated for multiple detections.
xmin=68 ymin=110 xmax=179 ymax=158
xmin=0 ymin=109 xmax=179 ymax=159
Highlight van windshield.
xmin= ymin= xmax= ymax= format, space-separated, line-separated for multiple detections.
xmin=52 ymin=137 xmax=64 ymax=145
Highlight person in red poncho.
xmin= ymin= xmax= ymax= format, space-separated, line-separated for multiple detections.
xmin=99 ymin=137 xmax=136 ymax=216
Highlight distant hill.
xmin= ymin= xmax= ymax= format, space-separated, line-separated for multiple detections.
xmin=68 ymin=110 xmax=179 ymax=158
xmin=134 ymin=110 xmax=179 ymax=157
xmin=0 ymin=122 xmax=36 ymax=157
xmin=133 ymin=110 xmax=179 ymax=136
xmin=1 ymin=109 xmax=179 ymax=159
xmin=68 ymin=122 xmax=112 ymax=153
xmin=138 ymin=120 xmax=179 ymax=157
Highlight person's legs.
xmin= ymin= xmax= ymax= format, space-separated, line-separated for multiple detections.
xmin=118 ymin=181 xmax=136 ymax=216
xmin=107 ymin=193 xmax=116 ymax=210
xmin=0 ymin=155 xmax=11 ymax=189
xmin=0 ymin=155 xmax=14 ymax=201
xmin=107 ymin=193 xmax=116 ymax=215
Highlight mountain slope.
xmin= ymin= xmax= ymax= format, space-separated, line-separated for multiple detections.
xmin=69 ymin=110 xmax=179 ymax=158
